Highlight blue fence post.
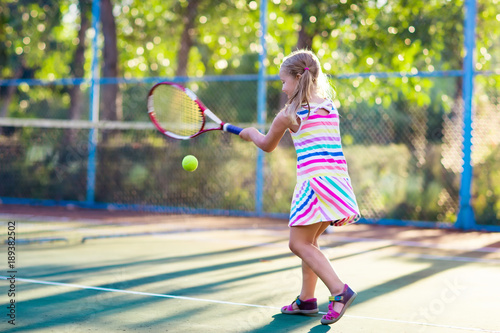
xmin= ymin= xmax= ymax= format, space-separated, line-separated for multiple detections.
xmin=86 ymin=0 xmax=101 ymax=204
xmin=456 ymin=0 xmax=477 ymax=230
xmin=255 ymin=0 xmax=268 ymax=215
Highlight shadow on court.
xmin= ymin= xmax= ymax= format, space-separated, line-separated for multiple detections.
xmin=255 ymin=314 xmax=332 ymax=333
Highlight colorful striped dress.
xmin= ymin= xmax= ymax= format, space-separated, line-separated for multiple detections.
xmin=289 ymin=100 xmax=361 ymax=227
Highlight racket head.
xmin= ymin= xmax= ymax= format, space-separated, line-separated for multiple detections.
xmin=147 ymin=82 xmax=206 ymax=139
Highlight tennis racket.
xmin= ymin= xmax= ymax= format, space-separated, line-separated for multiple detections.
xmin=147 ymin=82 xmax=243 ymax=140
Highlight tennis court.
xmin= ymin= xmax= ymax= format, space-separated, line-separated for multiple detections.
xmin=1 ymin=205 xmax=499 ymax=332
xmin=1 ymin=1 xmax=500 ymax=332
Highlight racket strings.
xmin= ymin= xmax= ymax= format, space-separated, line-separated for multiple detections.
xmin=152 ymin=85 xmax=204 ymax=137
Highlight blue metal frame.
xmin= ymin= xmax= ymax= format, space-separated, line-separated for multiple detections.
xmin=0 ymin=70 xmax=468 ymax=88
xmin=0 ymin=197 xmax=289 ymax=220
xmin=255 ymin=0 xmax=268 ymax=215
xmin=86 ymin=0 xmax=101 ymax=204
xmin=456 ymin=0 xmax=477 ymax=230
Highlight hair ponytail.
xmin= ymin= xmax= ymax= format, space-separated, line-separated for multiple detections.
xmin=280 ymin=49 xmax=334 ymax=124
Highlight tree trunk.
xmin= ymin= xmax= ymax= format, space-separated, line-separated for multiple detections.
xmin=100 ymin=0 xmax=121 ymax=122
xmin=296 ymin=28 xmax=313 ymax=50
xmin=278 ymin=14 xmax=316 ymax=109
xmin=0 ymin=65 xmax=23 ymax=118
xmin=176 ymin=0 xmax=201 ymax=77
xmin=296 ymin=13 xmax=314 ymax=50
xmin=65 ymin=0 xmax=91 ymax=144
xmin=0 ymin=62 xmax=24 ymax=136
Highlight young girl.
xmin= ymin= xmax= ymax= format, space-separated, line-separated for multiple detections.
xmin=239 ymin=49 xmax=361 ymax=325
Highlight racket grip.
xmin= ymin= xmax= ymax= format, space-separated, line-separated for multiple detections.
xmin=223 ymin=123 xmax=243 ymax=135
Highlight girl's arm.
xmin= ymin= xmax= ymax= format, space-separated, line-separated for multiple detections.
xmin=239 ymin=112 xmax=292 ymax=152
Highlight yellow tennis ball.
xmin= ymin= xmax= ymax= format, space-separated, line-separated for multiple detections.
xmin=182 ymin=155 xmax=198 ymax=172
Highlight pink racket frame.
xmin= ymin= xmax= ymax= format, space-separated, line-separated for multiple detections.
xmin=147 ymin=82 xmax=242 ymax=140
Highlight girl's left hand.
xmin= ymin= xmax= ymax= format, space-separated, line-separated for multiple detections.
xmin=238 ymin=112 xmax=290 ymax=152
xmin=239 ymin=127 xmax=259 ymax=142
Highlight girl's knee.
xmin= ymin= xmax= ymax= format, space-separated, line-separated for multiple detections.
xmin=289 ymin=240 xmax=299 ymax=256
xmin=289 ymin=240 xmax=309 ymax=257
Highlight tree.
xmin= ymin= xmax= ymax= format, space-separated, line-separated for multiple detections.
xmin=0 ymin=1 xmax=63 ymax=119
xmin=66 ymin=0 xmax=92 ymax=143
xmin=100 ymin=0 xmax=122 ymax=122
xmin=175 ymin=0 xmax=201 ymax=77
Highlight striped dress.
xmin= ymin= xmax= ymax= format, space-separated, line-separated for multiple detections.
xmin=289 ymin=100 xmax=361 ymax=227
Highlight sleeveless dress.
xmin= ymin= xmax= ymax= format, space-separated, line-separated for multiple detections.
xmin=289 ymin=100 xmax=361 ymax=227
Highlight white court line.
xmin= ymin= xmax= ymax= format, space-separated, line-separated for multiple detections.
xmin=1 ymin=276 xmax=498 ymax=333
xmin=393 ymin=252 xmax=500 ymax=264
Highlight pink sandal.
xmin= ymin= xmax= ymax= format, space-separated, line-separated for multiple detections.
xmin=321 ymin=284 xmax=357 ymax=325
xmin=281 ymin=296 xmax=319 ymax=315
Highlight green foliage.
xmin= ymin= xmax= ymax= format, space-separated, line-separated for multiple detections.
xmin=474 ymin=145 xmax=500 ymax=225
xmin=2 ymin=0 xmax=499 ymax=80
xmin=0 ymin=128 xmax=88 ymax=201
xmin=0 ymin=131 xmax=469 ymax=223
xmin=263 ymin=137 xmax=297 ymax=213
xmin=92 ymin=131 xmax=258 ymax=211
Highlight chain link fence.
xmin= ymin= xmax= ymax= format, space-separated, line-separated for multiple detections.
xmin=471 ymin=75 xmax=500 ymax=226
xmin=2 ymin=76 xmax=499 ymax=227
xmin=265 ymin=76 xmax=472 ymax=225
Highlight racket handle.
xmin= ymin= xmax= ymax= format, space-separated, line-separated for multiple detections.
xmin=223 ymin=123 xmax=243 ymax=135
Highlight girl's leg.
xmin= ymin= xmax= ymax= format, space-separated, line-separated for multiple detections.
xmin=299 ymin=222 xmax=330 ymax=301
xmin=289 ymin=223 xmax=346 ymax=313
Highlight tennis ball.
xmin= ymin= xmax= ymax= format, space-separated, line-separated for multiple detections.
xmin=182 ymin=155 xmax=198 ymax=172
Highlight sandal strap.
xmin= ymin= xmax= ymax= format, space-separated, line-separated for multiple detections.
xmin=328 ymin=284 xmax=355 ymax=305
xmin=324 ymin=308 xmax=340 ymax=320
xmin=322 ymin=284 xmax=357 ymax=324
xmin=292 ymin=295 xmax=318 ymax=311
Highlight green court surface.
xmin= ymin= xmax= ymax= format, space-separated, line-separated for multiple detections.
xmin=1 ymin=207 xmax=499 ymax=332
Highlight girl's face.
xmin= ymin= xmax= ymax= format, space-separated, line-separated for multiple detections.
xmin=279 ymin=69 xmax=298 ymax=99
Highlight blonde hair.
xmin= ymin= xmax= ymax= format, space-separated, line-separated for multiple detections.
xmin=280 ymin=49 xmax=334 ymax=124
